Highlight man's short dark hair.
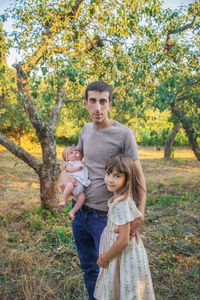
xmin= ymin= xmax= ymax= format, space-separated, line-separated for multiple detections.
xmin=85 ymin=81 xmax=113 ymax=102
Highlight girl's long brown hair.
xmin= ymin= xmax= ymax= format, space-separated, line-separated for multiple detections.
xmin=105 ymin=154 xmax=143 ymax=205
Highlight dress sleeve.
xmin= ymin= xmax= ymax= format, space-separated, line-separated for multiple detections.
xmin=110 ymin=198 xmax=142 ymax=226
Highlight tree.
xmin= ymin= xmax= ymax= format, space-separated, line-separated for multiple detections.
xmin=0 ymin=0 xmax=160 ymax=207
xmin=152 ymin=3 xmax=200 ymax=160
xmin=0 ymin=0 xmax=104 ymax=207
xmin=120 ymin=1 xmax=200 ymax=159
xmin=164 ymin=123 xmax=180 ymax=158
xmin=0 ymin=24 xmax=26 ymax=145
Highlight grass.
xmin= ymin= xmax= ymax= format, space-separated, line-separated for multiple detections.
xmin=0 ymin=144 xmax=200 ymax=299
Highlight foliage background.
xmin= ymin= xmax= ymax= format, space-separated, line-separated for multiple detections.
xmin=1 ymin=0 xmax=199 ymax=151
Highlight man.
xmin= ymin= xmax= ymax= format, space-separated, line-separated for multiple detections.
xmin=67 ymin=81 xmax=146 ymax=299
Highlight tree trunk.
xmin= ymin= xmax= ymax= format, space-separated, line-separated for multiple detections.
xmin=0 ymin=132 xmax=61 ymax=207
xmin=164 ymin=123 xmax=180 ymax=158
xmin=39 ymin=167 xmax=60 ymax=208
xmin=12 ymin=62 xmax=66 ymax=208
xmin=171 ymin=105 xmax=200 ymax=161
xmin=39 ymin=135 xmax=61 ymax=208
xmin=0 ymin=0 xmax=103 ymax=209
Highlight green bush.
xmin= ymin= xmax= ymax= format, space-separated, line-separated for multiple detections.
xmin=56 ymin=134 xmax=80 ymax=146
xmin=138 ymin=128 xmax=188 ymax=146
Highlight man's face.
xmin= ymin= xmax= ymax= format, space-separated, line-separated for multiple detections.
xmin=84 ymin=90 xmax=112 ymax=128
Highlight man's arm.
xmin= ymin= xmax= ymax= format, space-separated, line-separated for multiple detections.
xmin=59 ymin=168 xmax=77 ymax=191
xmin=130 ymin=159 xmax=146 ymax=234
xmin=133 ymin=159 xmax=146 ymax=217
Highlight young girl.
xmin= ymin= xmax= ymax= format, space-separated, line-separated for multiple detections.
xmin=94 ymin=154 xmax=155 ymax=300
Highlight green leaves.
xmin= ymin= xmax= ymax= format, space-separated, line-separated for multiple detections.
xmin=0 ymin=0 xmax=199 ymax=156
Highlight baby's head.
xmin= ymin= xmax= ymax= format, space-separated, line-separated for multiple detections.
xmin=62 ymin=146 xmax=83 ymax=162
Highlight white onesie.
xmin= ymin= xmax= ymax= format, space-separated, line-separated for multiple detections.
xmin=64 ymin=160 xmax=91 ymax=197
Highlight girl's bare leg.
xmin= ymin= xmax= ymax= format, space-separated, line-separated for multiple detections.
xmin=69 ymin=191 xmax=85 ymax=220
xmin=58 ymin=182 xmax=74 ymax=208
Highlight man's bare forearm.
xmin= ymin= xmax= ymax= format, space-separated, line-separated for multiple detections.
xmin=133 ymin=159 xmax=146 ymax=217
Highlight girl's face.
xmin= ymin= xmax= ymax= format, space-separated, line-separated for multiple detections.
xmin=104 ymin=168 xmax=125 ymax=196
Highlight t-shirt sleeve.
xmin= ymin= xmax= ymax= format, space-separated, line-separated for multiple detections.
xmin=76 ymin=126 xmax=84 ymax=154
xmin=110 ymin=198 xmax=142 ymax=226
xmin=123 ymin=129 xmax=139 ymax=160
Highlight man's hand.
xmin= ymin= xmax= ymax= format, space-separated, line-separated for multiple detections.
xmin=59 ymin=169 xmax=77 ymax=192
xmin=130 ymin=215 xmax=144 ymax=244
xmin=97 ymin=254 xmax=109 ymax=268
xmin=115 ymin=215 xmax=144 ymax=244
xmin=130 ymin=215 xmax=144 ymax=234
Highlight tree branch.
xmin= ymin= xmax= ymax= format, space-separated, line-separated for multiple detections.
xmin=64 ymin=98 xmax=84 ymax=103
xmin=170 ymin=104 xmax=200 ymax=160
xmin=168 ymin=16 xmax=196 ymax=36
xmin=165 ymin=17 xmax=196 ymax=51
xmin=79 ymin=35 xmax=104 ymax=52
xmin=176 ymin=78 xmax=200 ymax=102
xmin=22 ymin=0 xmax=85 ymax=74
xmin=68 ymin=0 xmax=84 ymax=19
xmin=49 ymin=35 xmax=104 ymax=54
xmin=48 ymin=77 xmax=69 ymax=131
xmin=0 ymin=132 xmax=41 ymax=175
xmin=15 ymin=63 xmax=47 ymax=139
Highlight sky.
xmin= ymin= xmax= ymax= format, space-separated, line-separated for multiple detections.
xmin=0 ymin=0 xmax=196 ymax=67
xmin=0 ymin=0 xmax=195 ymax=14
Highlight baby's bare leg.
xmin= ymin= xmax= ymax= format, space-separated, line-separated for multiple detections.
xmin=58 ymin=182 xmax=74 ymax=208
xmin=59 ymin=169 xmax=76 ymax=192
xmin=69 ymin=191 xmax=85 ymax=220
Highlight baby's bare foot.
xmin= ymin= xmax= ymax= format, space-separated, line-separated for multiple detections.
xmin=69 ymin=210 xmax=75 ymax=220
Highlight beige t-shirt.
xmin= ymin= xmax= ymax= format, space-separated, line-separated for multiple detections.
xmin=77 ymin=121 xmax=139 ymax=212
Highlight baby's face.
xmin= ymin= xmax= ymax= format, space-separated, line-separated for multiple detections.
xmin=67 ymin=148 xmax=82 ymax=161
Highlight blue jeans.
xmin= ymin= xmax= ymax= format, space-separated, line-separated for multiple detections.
xmin=72 ymin=208 xmax=107 ymax=300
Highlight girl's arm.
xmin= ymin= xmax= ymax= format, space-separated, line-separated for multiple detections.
xmin=97 ymin=222 xmax=130 ymax=268
xmin=66 ymin=163 xmax=83 ymax=173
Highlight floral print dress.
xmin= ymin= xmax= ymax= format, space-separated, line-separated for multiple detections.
xmin=94 ymin=195 xmax=156 ymax=300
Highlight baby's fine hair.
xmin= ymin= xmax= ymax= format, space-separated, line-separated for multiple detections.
xmin=105 ymin=154 xmax=140 ymax=205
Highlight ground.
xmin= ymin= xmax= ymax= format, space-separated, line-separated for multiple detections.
xmin=0 ymin=145 xmax=199 ymax=299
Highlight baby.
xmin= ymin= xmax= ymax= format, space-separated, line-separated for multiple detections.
xmin=58 ymin=146 xmax=91 ymax=220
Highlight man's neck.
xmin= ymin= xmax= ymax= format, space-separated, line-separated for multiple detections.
xmin=93 ymin=119 xmax=113 ymax=130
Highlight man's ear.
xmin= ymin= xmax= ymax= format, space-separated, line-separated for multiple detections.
xmin=84 ymin=100 xmax=88 ymax=109
xmin=109 ymin=101 xmax=112 ymax=108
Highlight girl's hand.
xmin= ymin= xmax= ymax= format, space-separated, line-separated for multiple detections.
xmin=97 ymin=254 xmax=109 ymax=268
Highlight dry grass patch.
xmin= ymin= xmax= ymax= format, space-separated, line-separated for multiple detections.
xmin=0 ymin=145 xmax=199 ymax=299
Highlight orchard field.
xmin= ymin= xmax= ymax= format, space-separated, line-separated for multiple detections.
xmin=0 ymin=0 xmax=199 ymax=298
xmin=0 ymin=144 xmax=199 ymax=300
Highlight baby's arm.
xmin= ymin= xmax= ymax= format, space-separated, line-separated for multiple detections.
xmin=66 ymin=163 xmax=83 ymax=173
xmin=97 ymin=222 xmax=130 ymax=268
